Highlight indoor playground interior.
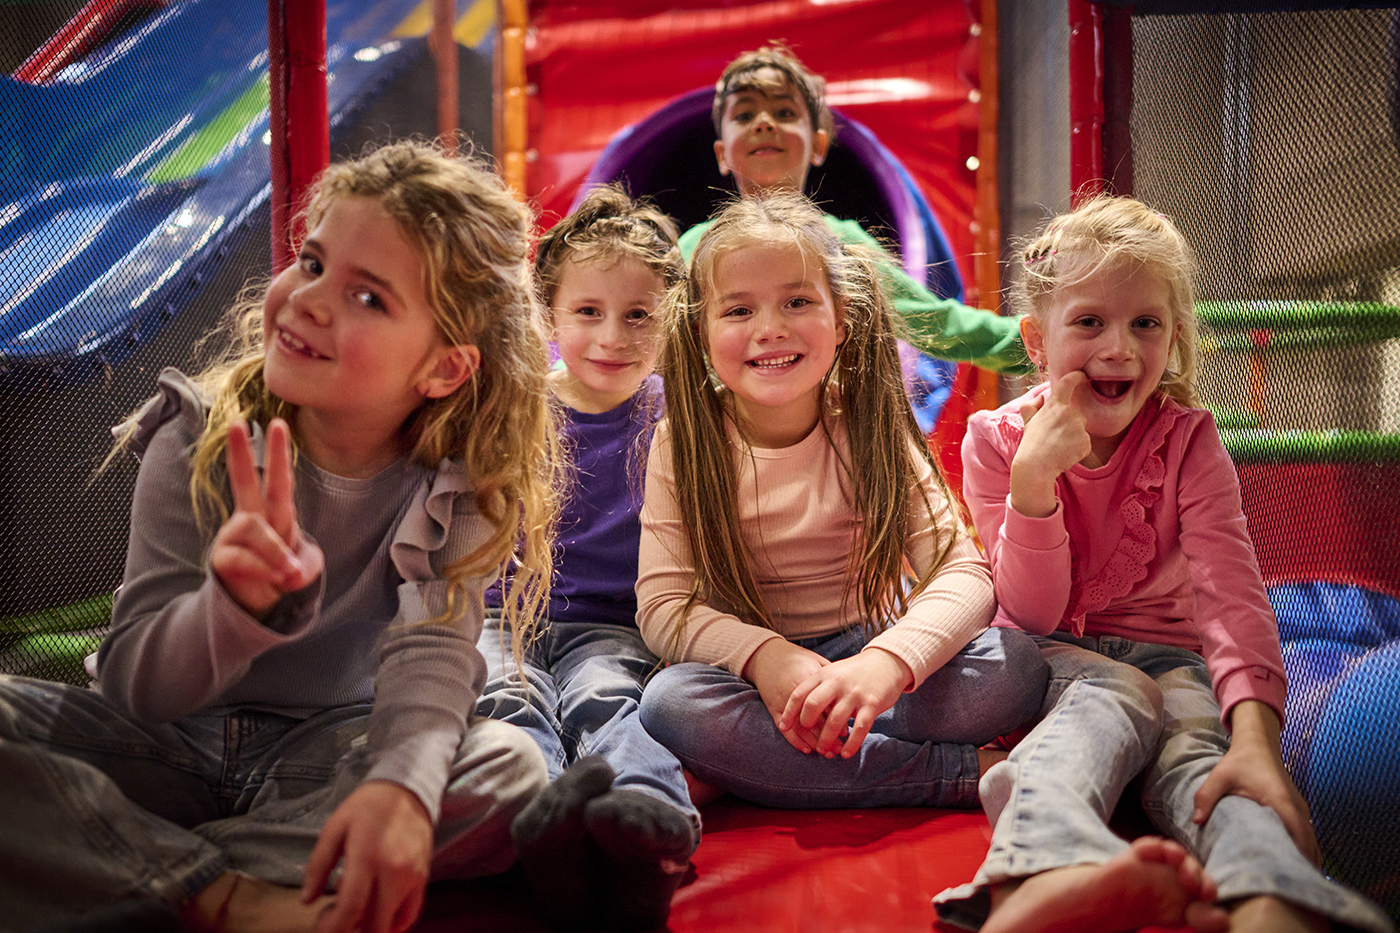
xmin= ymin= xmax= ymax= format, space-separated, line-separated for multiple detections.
xmin=1 ymin=1 xmax=1397 ymax=931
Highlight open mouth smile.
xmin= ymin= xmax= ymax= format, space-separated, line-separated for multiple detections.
xmin=277 ymin=328 xmax=329 ymax=360
xmin=748 ymin=354 xmax=801 ymax=369
xmin=1089 ymin=379 xmax=1133 ymax=399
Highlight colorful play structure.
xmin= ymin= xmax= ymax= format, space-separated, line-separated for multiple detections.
xmin=1 ymin=1 xmax=1397 ymax=930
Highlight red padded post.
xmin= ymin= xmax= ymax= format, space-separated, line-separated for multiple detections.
xmin=1068 ymin=0 xmax=1105 ymax=204
xmin=268 ymin=0 xmax=328 ymax=273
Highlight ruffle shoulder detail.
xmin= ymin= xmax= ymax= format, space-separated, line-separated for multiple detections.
xmin=113 ymin=368 xmax=212 ymax=458
xmin=1066 ymin=395 xmax=1190 ymax=634
xmin=388 ymin=457 xmax=481 ymax=583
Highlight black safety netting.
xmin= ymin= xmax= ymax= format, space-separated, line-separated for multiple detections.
xmin=1131 ymin=5 xmax=1400 ymax=919
xmin=0 ymin=1 xmax=467 ymax=685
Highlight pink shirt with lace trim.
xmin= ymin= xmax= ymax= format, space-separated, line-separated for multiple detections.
xmin=961 ymin=386 xmax=1287 ymax=726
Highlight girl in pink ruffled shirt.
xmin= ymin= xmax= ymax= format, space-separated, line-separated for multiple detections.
xmin=933 ymin=197 xmax=1392 ymax=933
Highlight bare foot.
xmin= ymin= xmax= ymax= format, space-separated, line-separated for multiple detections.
xmin=1228 ymin=895 xmax=1329 ymax=933
xmin=180 ymin=871 xmax=336 ymax=933
xmin=982 ymin=837 xmax=1230 ymax=933
xmin=683 ymin=767 xmax=725 ymax=807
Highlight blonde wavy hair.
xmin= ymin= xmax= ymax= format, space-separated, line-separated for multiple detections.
xmin=152 ymin=140 xmax=559 ymax=647
xmin=658 ymin=192 xmax=953 ymax=639
xmin=1015 ymin=195 xmax=1201 ymax=407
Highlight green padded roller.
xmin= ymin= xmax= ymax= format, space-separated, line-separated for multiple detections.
xmin=1197 ymin=299 xmax=1400 ymax=332
xmin=1221 ymin=428 xmax=1400 ymax=463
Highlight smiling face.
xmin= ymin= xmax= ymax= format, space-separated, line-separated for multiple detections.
xmin=549 ymin=253 xmax=665 ymax=413
xmin=714 ymin=68 xmax=830 ymax=197
xmin=704 ymin=240 xmax=844 ymax=448
xmin=1023 ymin=261 xmax=1181 ymax=464
xmin=262 ymin=194 xmax=477 ymax=473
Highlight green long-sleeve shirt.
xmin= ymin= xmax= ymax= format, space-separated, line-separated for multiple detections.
xmin=678 ymin=214 xmax=1030 ymax=374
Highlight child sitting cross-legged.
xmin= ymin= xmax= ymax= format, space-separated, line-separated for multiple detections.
xmin=477 ymin=185 xmax=700 ymax=932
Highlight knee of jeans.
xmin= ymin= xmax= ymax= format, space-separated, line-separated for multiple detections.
xmin=987 ymin=630 xmax=1052 ymax=723
xmin=638 ymin=664 xmax=712 ymax=751
xmin=475 ymin=680 xmax=532 ymax=720
xmin=1081 ymin=662 xmax=1165 ymax=726
xmin=468 ymin=719 xmax=549 ymax=801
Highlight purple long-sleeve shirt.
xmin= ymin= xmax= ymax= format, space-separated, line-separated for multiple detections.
xmin=487 ymin=375 xmax=662 ymax=627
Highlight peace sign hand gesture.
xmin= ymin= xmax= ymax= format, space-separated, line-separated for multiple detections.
xmin=210 ymin=418 xmax=324 ymax=619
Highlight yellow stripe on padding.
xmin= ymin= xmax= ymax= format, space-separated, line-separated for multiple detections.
xmin=391 ymin=0 xmax=495 ymax=48
xmin=455 ymin=0 xmax=495 ymax=47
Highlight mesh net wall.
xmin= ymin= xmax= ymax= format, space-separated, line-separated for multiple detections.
xmin=0 ymin=1 xmax=465 ymax=686
xmin=0 ymin=2 xmax=273 ymax=685
xmin=1131 ymin=7 xmax=1400 ymax=918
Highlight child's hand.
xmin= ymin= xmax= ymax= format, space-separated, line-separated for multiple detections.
xmin=1193 ymin=701 xmax=1321 ymax=865
xmin=742 ymin=639 xmax=830 ymax=754
xmin=1011 ymin=371 xmax=1093 ymax=518
xmin=210 ymin=419 xmax=323 ymax=618
xmin=303 ymin=780 xmax=435 ymax=933
xmin=780 ymin=648 xmax=913 ymax=759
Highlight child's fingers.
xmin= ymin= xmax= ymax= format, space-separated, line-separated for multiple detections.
xmin=225 ymin=420 xmax=265 ymax=516
xmin=776 ymin=720 xmax=815 ymax=755
xmin=302 ymin=818 xmax=345 ymax=905
xmin=390 ymin=886 xmax=426 ymax=933
xmin=216 ymin=513 xmax=306 ymax=584
xmin=318 ymin=874 xmax=370 ymax=933
xmin=1018 ymin=394 xmax=1044 ymax=426
xmin=839 ymin=706 xmax=878 ymax=758
xmin=815 ymin=695 xmax=855 ymax=754
xmin=778 ymin=675 xmax=821 ymax=732
xmin=1049 ymin=369 xmax=1090 ymax=408
xmin=263 ymin=418 xmax=298 ymax=542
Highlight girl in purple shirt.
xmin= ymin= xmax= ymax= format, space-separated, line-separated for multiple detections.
xmin=477 ymin=186 xmax=698 ymax=933
xmin=934 ymin=197 xmax=1392 ymax=933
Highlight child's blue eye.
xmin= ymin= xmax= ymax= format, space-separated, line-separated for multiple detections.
xmin=355 ymin=289 xmax=385 ymax=311
xmin=725 ymin=305 xmax=751 ymax=318
xmin=298 ymin=254 xmax=322 ymax=276
xmin=1134 ymin=317 xmax=1161 ymax=329
xmin=625 ymin=308 xmax=652 ymax=324
xmin=574 ymin=305 xmax=601 ymax=317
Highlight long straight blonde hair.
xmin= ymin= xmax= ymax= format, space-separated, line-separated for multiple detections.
xmin=658 ymin=192 xmax=954 ymax=634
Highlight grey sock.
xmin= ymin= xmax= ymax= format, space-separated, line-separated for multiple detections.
xmin=510 ymin=756 xmax=615 ymax=929
xmin=584 ymin=789 xmax=697 ymax=932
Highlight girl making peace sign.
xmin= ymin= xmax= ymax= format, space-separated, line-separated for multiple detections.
xmin=0 ymin=141 xmax=556 ymax=933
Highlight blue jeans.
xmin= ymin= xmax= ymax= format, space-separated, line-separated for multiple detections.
xmin=475 ymin=614 xmax=700 ymax=843
xmin=638 ymin=627 xmax=1048 ymax=809
xmin=0 ymin=673 xmax=546 ymax=931
xmin=934 ymin=634 xmax=1394 ymax=933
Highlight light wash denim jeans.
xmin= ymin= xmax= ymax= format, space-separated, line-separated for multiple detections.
xmin=638 ymin=627 xmax=1048 ymax=810
xmin=934 ymin=634 xmax=1394 ymax=933
xmin=0 ymin=673 xmax=546 ymax=932
xmin=475 ymin=614 xmax=700 ymax=845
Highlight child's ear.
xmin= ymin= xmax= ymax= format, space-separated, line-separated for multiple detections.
xmin=1020 ymin=316 xmax=1046 ymax=368
xmin=810 ymin=128 xmax=830 ymax=168
xmin=713 ymin=139 xmax=731 ymax=177
xmin=418 ymin=344 xmax=481 ymax=400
